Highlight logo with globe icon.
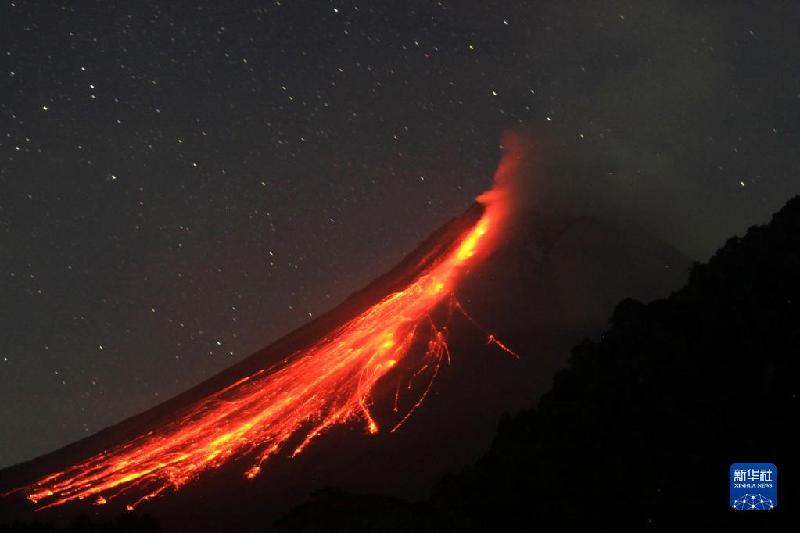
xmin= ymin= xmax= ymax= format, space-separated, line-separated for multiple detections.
xmin=730 ymin=463 xmax=777 ymax=511
xmin=732 ymin=493 xmax=774 ymax=510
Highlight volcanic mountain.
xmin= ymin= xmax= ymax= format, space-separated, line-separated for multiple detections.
xmin=278 ymin=195 xmax=800 ymax=533
xmin=0 ymin=153 xmax=690 ymax=532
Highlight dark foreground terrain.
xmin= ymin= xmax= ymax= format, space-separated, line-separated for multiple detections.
xmin=277 ymin=196 xmax=800 ymax=532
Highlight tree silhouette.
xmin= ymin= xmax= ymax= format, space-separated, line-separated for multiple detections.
xmin=279 ymin=196 xmax=800 ymax=532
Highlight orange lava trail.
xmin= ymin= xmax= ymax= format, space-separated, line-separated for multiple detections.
xmin=13 ymin=147 xmax=521 ymax=511
xmin=453 ymin=299 xmax=520 ymax=359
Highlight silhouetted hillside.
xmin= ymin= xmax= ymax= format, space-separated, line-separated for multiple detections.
xmin=0 ymin=514 xmax=160 ymax=533
xmin=278 ymin=196 xmax=800 ymax=532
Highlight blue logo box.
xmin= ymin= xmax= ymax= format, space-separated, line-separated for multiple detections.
xmin=730 ymin=463 xmax=777 ymax=510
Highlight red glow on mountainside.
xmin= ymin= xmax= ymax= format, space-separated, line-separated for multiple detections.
xmin=14 ymin=140 xmax=524 ymax=511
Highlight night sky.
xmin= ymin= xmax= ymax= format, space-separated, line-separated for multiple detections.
xmin=1 ymin=1 xmax=799 ymax=467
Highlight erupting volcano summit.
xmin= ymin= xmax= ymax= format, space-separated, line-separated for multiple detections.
xmin=5 ymin=138 xmax=524 ymax=513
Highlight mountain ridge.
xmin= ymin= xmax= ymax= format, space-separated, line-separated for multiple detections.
xmin=278 ymin=196 xmax=800 ymax=532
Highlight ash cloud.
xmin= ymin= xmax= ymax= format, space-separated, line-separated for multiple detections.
xmin=492 ymin=0 xmax=800 ymax=260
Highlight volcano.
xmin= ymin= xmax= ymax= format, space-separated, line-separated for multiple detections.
xmin=0 ymin=144 xmax=690 ymax=532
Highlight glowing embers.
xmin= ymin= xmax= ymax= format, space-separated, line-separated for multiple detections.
xmin=13 ymin=188 xmax=513 ymax=512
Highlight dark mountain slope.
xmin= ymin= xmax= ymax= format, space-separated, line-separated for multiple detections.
xmin=278 ymin=197 xmax=800 ymax=532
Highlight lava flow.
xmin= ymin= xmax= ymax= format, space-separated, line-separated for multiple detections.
xmin=12 ymin=143 xmax=521 ymax=511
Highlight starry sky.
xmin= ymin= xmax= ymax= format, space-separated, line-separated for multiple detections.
xmin=1 ymin=1 xmax=799 ymax=467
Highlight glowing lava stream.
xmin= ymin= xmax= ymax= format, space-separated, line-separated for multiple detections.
xmin=17 ymin=147 xmax=520 ymax=511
